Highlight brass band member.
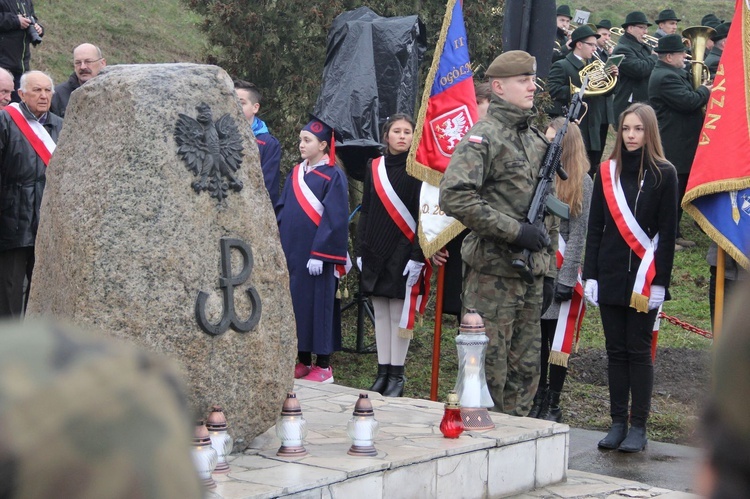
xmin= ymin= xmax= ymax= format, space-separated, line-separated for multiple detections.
xmin=553 ymin=5 xmax=573 ymax=63
xmin=705 ymin=22 xmax=731 ymax=79
xmin=548 ymin=25 xmax=618 ymax=176
xmin=595 ymin=20 xmax=614 ymax=58
xmin=611 ymin=11 xmax=658 ymax=126
xmin=648 ymin=34 xmax=711 ymax=250
xmin=653 ymin=9 xmax=681 ymax=39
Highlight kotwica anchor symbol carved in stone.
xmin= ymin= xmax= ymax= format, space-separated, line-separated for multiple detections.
xmin=175 ymin=102 xmax=244 ymax=204
xmin=196 ymin=237 xmax=262 ymax=336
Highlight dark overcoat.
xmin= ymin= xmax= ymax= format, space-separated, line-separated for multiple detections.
xmin=611 ymin=33 xmax=657 ymax=124
xmin=648 ymin=60 xmax=710 ymax=175
xmin=704 ymin=46 xmax=723 ymax=78
xmin=547 ymin=52 xmax=615 ymax=152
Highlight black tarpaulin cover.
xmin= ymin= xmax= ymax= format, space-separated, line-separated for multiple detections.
xmin=502 ymin=0 xmax=556 ymax=80
xmin=313 ymin=7 xmax=426 ymax=180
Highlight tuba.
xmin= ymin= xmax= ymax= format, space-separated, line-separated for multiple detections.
xmin=570 ymin=52 xmax=618 ymax=97
xmin=682 ymin=26 xmax=716 ymax=89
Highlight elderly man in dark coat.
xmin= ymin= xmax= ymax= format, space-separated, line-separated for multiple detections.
xmin=548 ymin=25 xmax=617 ymax=176
xmin=612 ymin=12 xmax=658 ymax=126
xmin=705 ymin=22 xmax=731 ymax=79
xmin=648 ymin=34 xmax=711 ymax=249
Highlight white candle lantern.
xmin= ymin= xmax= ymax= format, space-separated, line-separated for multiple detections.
xmin=347 ymin=393 xmax=380 ymax=456
xmin=276 ymin=392 xmax=308 ymax=457
xmin=454 ymin=311 xmax=495 ymax=430
xmin=191 ymin=420 xmax=218 ymax=490
xmin=206 ymin=405 xmax=233 ymax=474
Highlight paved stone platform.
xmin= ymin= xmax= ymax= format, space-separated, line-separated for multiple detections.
xmin=207 ymin=381 xmax=697 ymax=499
xmin=209 ymin=380 xmax=568 ymax=498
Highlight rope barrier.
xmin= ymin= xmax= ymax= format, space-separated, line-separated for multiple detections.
xmin=658 ymin=311 xmax=713 ymax=340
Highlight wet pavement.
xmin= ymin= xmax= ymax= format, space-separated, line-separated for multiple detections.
xmin=568 ymin=428 xmax=703 ymax=494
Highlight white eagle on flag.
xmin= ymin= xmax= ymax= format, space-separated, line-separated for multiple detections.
xmin=437 ymin=113 xmax=469 ymax=151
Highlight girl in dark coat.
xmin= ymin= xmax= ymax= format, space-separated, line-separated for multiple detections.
xmin=530 ymin=118 xmax=593 ymax=422
xmin=583 ymin=102 xmax=678 ymax=453
xmin=356 ymin=114 xmax=425 ymax=397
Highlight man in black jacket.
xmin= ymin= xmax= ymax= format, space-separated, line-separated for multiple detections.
xmin=648 ymin=34 xmax=711 ymax=249
xmin=51 ymin=43 xmax=106 ymax=118
xmin=705 ymin=22 xmax=731 ymax=79
xmin=548 ymin=25 xmax=618 ymax=176
xmin=0 ymin=0 xmax=43 ymax=102
xmin=653 ymin=9 xmax=681 ymax=39
xmin=612 ymin=12 xmax=657 ymax=126
xmin=553 ymin=5 xmax=573 ymax=63
xmin=0 ymin=70 xmax=62 ymax=317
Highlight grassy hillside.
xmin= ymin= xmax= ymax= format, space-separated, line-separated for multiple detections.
xmin=29 ymin=0 xmax=209 ymax=85
xmin=577 ymin=0 xmax=735 ymax=27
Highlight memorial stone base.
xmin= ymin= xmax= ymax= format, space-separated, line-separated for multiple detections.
xmin=209 ymin=381 xmax=568 ymax=499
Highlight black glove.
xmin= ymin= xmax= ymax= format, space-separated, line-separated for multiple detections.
xmin=542 ymin=277 xmax=555 ymax=314
xmin=513 ymin=222 xmax=550 ymax=252
xmin=554 ymin=283 xmax=574 ymax=303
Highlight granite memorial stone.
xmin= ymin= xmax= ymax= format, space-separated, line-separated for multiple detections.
xmin=26 ymin=63 xmax=296 ymax=450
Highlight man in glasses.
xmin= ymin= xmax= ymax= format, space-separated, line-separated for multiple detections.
xmin=548 ymin=25 xmax=618 ymax=176
xmin=51 ymin=43 xmax=106 ymax=118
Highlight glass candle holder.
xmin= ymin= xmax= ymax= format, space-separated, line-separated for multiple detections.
xmin=440 ymin=391 xmax=465 ymax=438
xmin=206 ymin=405 xmax=233 ymax=474
xmin=276 ymin=392 xmax=308 ymax=457
xmin=347 ymin=394 xmax=379 ymax=456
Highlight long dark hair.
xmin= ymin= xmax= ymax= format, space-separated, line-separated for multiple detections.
xmin=610 ymin=103 xmax=668 ymax=184
xmin=381 ymin=113 xmax=415 ymax=153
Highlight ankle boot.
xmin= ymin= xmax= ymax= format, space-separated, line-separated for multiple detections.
xmin=368 ymin=364 xmax=390 ymax=394
xmin=618 ymin=425 xmax=647 ymax=453
xmin=541 ymin=390 xmax=562 ymax=422
xmin=527 ymin=384 xmax=548 ymax=418
xmin=382 ymin=365 xmax=405 ymax=397
xmin=598 ymin=422 xmax=629 ymax=449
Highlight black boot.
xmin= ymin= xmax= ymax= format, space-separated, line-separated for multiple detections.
xmin=598 ymin=422 xmax=629 ymax=449
xmin=618 ymin=425 xmax=648 ymax=453
xmin=527 ymin=384 xmax=548 ymax=418
xmin=541 ymin=390 xmax=562 ymax=422
xmin=382 ymin=365 xmax=405 ymax=397
xmin=368 ymin=364 xmax=390 ymax=394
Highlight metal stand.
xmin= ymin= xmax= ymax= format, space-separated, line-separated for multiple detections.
xmin=340 ymin=285 xmax=376 ymax=354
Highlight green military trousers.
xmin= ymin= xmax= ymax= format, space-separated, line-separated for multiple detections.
xmin=462 ymin=265 xmax=543 ymax=417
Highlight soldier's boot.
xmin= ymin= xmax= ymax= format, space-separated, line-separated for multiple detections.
xmin=528 ymin=383 xmax=548 ymax=418
xmin=382 ymin=365 xmax=405 ymax=397
xmin=541 ymin=390 xmax=562 ymax=423
xmin=368 ymin=364 xmax=390 ymax=394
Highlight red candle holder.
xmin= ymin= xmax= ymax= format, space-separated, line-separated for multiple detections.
xmin=440 ymin=392 xmax=465 ymax=438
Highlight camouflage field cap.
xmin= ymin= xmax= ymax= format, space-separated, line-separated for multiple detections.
xmin=0 ymin=320 xmax=203 ymax=499
xmin=485 ymin=51 xmax=537 ymax=78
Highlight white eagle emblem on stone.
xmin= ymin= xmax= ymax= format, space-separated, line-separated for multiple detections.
xmin=429 ymin=105 xmax=474 ymax=157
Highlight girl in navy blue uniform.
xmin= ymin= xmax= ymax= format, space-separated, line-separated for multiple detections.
xmin=277 ymin=117 xmax=349 ymax=383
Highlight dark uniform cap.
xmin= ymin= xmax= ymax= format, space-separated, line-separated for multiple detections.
xmin=596 ymin=19 xmax=613 ymax=30
xmin=711 ymin=22 xmax=731 ymax=42
xmin=701 ymin=14 xmax=723 ymax=28
xmin=622 ymin=11 xmax=653 ymax=28
xmin=655 ymin=9 xmax=681 ymax=23
xmin=485 ymin=50 xmax=537 ymax=78
xmin=570 ymin=25 xmax=601 ymax=46
xmin=654 ymin=34 xmax=688 ymax=53
xmin=556 ymin=5 xmax=572 ymax=19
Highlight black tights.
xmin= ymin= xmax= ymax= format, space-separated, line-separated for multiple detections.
xmin=298 ymin=352 xmax=330 ymax=369
xmin=599 ymin=305 xmax=658 ymax=427
xmin=540 ymin=319 xmax=568 ymax=393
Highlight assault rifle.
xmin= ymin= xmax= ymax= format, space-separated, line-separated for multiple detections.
xmin=511 ymin=75 xmax=589 ymax=283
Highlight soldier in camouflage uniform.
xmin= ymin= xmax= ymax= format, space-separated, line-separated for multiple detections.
xmin=439 ymin=51 xmax=558 ymax=417
xmin=0 ymin=320 xmax=202 ymax=499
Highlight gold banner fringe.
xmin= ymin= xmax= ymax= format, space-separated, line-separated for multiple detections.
xmin=682 ymin=178 xmax=750 ymax=270
xmin=406 ymin=0 xmax=457 ymax=188
xmin=548 ymin=351 xmax=569 ymax=368
xmin=630 ymin=293 xmax=649 ymax=313
xmin=419 ymin=218 xmax=467 ymax=258
xmin=398 ymin=327 xmax=414 ymax=340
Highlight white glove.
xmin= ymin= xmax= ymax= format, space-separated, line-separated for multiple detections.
xmin=307 ymin=258 xmax=323 ymax=276
xmin=356 ymin=257 xmax=362 ymax=271
xmin=584 ymin=279 xmax=599 ymax=307
xmin=648 ymin=285 xmax=665 ymax=310
xmin=403 ymin=260 xmax=424 ymax=287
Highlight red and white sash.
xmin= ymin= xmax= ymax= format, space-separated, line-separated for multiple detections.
xmin=370 ymin=156 xmax=430 ymax=337
xmin=549 ymin=234 xmax=586 ymax=368
xmin=5 ymin=103 xmax=55 ymax=166
xmin=291 ymin=159 xmax=350 ymax=277
xmin=600 ymin=160 xmax=659 ymax=313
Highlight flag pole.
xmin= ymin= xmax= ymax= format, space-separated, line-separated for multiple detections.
xmin=430 ymin=261 xmax=446 ymax=401
xmin=714 ymin=246 xmax=726 ymax=339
